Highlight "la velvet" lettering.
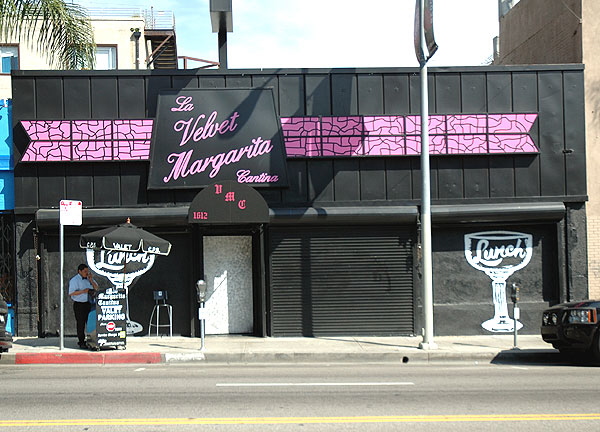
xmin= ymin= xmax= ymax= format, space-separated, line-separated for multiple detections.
xmin=174 ymin=110 xmax=240 ymax=147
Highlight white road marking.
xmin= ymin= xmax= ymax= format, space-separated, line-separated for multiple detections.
xmin=134 ymin=368 xmax=146 ymax=372
xmin=217 ymin=382 xmax=414 ymax=387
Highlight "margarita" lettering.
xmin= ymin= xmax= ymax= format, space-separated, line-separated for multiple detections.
xmin=163 ymin=137 xmax=274 ymax=183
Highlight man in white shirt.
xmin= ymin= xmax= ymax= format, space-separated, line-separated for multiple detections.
xmin=68 ymin=264 xmax=98 ymax=349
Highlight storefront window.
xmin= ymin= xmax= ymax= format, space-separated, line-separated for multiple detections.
xmin=0 ymin=46 xmax=18 ymax=74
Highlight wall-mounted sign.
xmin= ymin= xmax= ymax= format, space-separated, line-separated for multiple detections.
xmin=148 ymin=88 xmax=288 ymax=189
xmin=188 ymin=180 xmax=269 ymax=224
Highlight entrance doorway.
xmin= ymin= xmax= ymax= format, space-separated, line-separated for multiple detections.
xmin=202 ymin=236 xmax=253 ymax=334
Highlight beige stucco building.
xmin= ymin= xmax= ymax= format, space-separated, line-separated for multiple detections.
xmin=0 ymin=8 xmax=179 ymax=99
xmin=497 ymin=0 xmax=600 ymax=298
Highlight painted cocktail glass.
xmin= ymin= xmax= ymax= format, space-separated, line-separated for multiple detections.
xmin=464 ymin=231 xmax=532 ymax=332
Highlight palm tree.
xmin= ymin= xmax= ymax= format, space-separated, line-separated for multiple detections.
xmin=0 ymin=0 xmax=95 ymax=69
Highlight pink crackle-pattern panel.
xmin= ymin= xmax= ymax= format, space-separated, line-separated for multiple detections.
xmin=20 ymin=119 xmax=153 ymax=162
xmin=281 ymin=114 xmax=538 ymax=157
xmin=20 ymin=114 xmax=538 ymax=162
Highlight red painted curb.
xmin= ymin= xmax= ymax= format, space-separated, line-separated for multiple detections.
xmin=15 ymin=352 xmax=163 ymax=365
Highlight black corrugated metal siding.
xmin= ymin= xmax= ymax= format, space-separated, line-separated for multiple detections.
xmin=270 ymin=226 xmax=415 ymax=336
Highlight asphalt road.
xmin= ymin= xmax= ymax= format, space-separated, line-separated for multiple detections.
xmin=1 ymin=362 xmax=599 ymax=431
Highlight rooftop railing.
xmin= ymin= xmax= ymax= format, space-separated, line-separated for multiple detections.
xmin=143 ymin=9 xmax=175 ymax=30
xmin=85 ymin=7 xmax=175 ymax=30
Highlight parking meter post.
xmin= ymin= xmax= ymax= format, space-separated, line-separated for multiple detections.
xmin=200 ymin=301 xmax=205 ymax=351
xmin=196 ymin=279 xmax=207 ymax=351
xmin=511 ymin=283 xmax=520 ymax=349
xmin=513 ymin=308 xmax=518 ymax=349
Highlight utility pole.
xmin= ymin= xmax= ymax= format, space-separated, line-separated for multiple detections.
xmin=415 ymin=0 xmax=438 ymax=350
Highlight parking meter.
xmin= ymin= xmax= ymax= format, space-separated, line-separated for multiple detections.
xmin=511 ymin=283 xmax=520 ymax=349
xmin=195 ymin=280 xmax=207 ymax=350
xmin=195 ymin=279 xmax=207 ymax=303
xmin=510 ymin=283 xmax=520 ymax=304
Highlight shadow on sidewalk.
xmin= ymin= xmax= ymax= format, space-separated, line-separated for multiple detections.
xmin=12 ymin=337 xmax=81 ymax=350
xmin=491 ymin=349 xmax=576 ymax=366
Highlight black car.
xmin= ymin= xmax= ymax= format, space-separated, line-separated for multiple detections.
xmin=0 ymin=293 xmax=12 ymax=352
xmin=541 ymin=300 xmax=600 ymax=361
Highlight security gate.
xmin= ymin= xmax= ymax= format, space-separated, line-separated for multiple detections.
xmin=269 ymin=226 xmax=415 ymax=336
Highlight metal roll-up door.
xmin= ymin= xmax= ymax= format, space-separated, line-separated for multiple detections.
xmin=269 ymin=226 xmax=415 ymax=336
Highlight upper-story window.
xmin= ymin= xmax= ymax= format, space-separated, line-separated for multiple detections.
xmin=0 ymin=45 xmax=19 ymax=74
xmin=95 ymin=46 xmax=117 ymax=70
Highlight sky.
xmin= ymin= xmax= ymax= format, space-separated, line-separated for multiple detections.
xmin=74 ymin=0 xmax=500 ymax=69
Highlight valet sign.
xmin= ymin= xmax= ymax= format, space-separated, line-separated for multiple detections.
xmin=148 ymin=88 xmax=289 ymax=189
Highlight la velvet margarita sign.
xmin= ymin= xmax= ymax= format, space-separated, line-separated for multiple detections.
xmin=148 ymin=88 xmax=289 ymax=189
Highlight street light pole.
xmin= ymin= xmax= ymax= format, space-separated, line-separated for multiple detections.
xmin=417 ymin=0 xmax=437 ymax=350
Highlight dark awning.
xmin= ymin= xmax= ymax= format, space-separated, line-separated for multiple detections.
xmin=35 ymin=201 xmax=565 ymax=228
xmin=268 ymin=206 xmax=419 ymax=225
xmin=431 ymin=202 xmax=565 ymax=223
xmin=36 ymin=207 xmax=189 ymax=228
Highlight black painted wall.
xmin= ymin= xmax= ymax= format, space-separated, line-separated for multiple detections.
xmin=432 ymin=223 xmax=557 ymax=335
xmin=11 ymin=65 xmax=586 ymax=212
xmin=9 ymin=65 xmax=588 ymax=336
xmin=37 ymin=229 xmax=193 ymax=337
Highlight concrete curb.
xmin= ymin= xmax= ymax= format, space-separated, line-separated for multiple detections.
xmin=0 ymin=348 xmax=563 ymax=365
xmin=164 ymin=352 xmax=206 ymax=362
xmin=0 ymin=353 xmax=14 ymax=364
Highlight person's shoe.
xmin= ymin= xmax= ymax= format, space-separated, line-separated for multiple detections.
xmin=78 ymin=342 xmax=87 ymax=349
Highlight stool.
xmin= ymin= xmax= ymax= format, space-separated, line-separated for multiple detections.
xmin=148 ymin=290 xmax=172 ymax=337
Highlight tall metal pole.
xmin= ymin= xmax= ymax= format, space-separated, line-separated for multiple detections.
xmin=59 ymin=223 xmax=64 ymax=350
xmin=418 ymin=0 xmax=437 ymax=350
xmin=218 ymin=26 xmax=228 ymax=69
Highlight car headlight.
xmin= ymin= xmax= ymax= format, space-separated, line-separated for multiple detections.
xmin=566 ymin=309 xmax=598 ymax=324
xmin=543 ymin=312 xmax=559 ymax=326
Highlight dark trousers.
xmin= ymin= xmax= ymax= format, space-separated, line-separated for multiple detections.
xmin=73 ymin=301 xmax=91 ymax=344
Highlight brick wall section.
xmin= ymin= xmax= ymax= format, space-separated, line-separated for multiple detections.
xmin=498 ymin=0 xmax=582 ymax=64
xmin=587 ymin=217 xmax=600 ymax=299
xmin=583 ymin=0 xmax=600 ymax=299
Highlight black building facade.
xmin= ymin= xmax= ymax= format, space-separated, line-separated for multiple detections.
xmin=11 ymin=65 xmax=587 ymax=338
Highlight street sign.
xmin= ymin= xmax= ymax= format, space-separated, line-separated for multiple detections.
xmin=59 ymin=200 xmax=82 ymax=226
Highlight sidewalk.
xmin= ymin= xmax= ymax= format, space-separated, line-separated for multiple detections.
xmin=0 ymin=334 xmax=561 ymax=365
